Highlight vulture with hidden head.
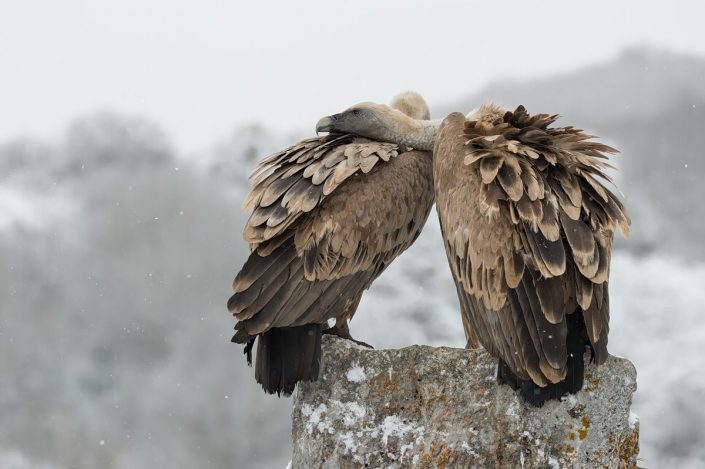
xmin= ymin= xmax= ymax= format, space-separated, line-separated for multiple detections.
xmin=317 ymin=102 xmax=630 ymax=406
xmin=229 ymin=92 xmax=435 ymax=396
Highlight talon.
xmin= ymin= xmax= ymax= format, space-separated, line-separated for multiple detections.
xmin=352 ymin=339 xmax=374 ymax=349
xmin=323 ymin=323 xmax=373 ymax=349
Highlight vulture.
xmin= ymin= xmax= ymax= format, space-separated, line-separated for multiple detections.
xmin=317 ymin=102 xmax=630 ymax=406
xmin=229 ymin=92 xmax=435 ymax=396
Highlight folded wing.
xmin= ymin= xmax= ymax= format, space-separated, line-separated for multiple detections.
xmin=436 ymin=106 xmax=629 ymax=385
xmin=231 ymin=134 xmax=434 ymax=339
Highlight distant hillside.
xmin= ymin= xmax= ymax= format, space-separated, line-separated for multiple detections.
xmin=439 ymin=47 xmax=705 ymax=129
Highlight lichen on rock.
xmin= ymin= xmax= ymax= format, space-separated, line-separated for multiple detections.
xmin=291 ymin=336 xmax=639 ymax=468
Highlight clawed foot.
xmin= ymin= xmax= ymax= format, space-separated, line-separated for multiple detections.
xmin=323 ymin=323 xmax=373 ymax=349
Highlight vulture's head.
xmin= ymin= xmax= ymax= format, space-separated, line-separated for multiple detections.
xmin=315 ymin=91 xmax=430 ymax=141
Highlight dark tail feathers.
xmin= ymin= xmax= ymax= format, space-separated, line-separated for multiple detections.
xmin=499 ymin=309 xmax=589 ymax=407
xmin=254 ymin=324 xmax=323 ymax=396
xmin=517 ymin=340 xmax=586 ymax=407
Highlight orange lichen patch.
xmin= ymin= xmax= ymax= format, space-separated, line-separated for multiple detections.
xmin=565 ymin=444 xmax=575 ymax=454
xmin=370 ymin=369 xmax=401 ymax=394
xmin=577 ymin=416 xmax=591 ymax=440
xmin=568 ymin=432 xmax=576 ymax=441
xmin=368 ymin=369 xmax=406 ymax=412
xmin=583 ymin=371 xmax=601 ymax=392
xmin=412 ymin=440 xmax=456 ymax=469
xmin=618 ymin=427 xmax=640 ymax=469
xmin=429 ymin=440 xmax=441 ymax=456
xmin=598 ymin=426 xmax=640 ymax=469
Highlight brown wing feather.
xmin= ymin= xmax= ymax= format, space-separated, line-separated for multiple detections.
xmin=435 ymin=106 xmax=629 ymax=386
xmin=242 ymin=134 xmax=400 ymax=248
xmin=294 ymin=149 xmax=434 ymax=281
xmin=231 ymin=137 xmax=434 ymax=339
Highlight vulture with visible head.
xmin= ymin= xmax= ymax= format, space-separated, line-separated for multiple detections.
xmin=229 ymin=92 xmax=435 ymax=396
xmin=317 ymin=102 xmax=630 ymax=406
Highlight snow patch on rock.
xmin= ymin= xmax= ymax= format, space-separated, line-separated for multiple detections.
xmin=629 ymin=411 xmax=640 ymax=429
xmin=345 ymin=363 xmax=366 ymax=383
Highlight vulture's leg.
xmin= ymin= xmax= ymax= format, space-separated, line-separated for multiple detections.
xmin=323 ymin=297 xmax=372 ymax=348
xmin=323 ymin=319 xmax=373 ymax=348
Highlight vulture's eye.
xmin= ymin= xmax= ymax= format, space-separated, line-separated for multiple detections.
xmin=350 ymin=109 xmax=361 ymax=116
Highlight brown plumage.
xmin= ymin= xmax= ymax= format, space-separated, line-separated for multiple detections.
xmin=317 ymin=99 xmax=630 ymax=405
xmin=229 ymin=92 xmax=435 ymax=395
xmin=433 ymin=104 xmax=630 ymax=405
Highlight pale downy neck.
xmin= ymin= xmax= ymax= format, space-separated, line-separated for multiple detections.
xmin=382 ymin=117 xmax=441 ymax=152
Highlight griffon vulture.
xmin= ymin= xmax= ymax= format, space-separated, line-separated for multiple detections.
xmin=317 ymin=102 xmax=630 ymax=406
xmin=228 ymin=92 xmax=435 ymax=395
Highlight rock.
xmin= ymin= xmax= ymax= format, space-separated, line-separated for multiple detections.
xmin=291 ymin=336 xmax=639 ymax=468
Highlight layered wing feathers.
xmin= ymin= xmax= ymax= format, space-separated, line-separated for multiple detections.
xmin=231 ymin=134 xmax=434 ymax=339
xmin=436 ymin=106 xmax=629 ymax=385
xmin=243 ymin=134 xmax=400 ymax=250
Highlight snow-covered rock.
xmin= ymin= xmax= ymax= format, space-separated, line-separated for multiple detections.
xmin=292 ymin=336 xmax=639 ymax=468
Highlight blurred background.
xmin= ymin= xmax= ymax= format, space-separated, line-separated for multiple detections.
xmin=2 ymin=1 xmax=705 ymax=468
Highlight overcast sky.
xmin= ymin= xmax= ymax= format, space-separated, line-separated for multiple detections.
xmin=2 ymin=0 xmax=705 ymax=152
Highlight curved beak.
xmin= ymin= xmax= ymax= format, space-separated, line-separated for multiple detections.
xmin=315 ymin=113 xmax=340 ymax=135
